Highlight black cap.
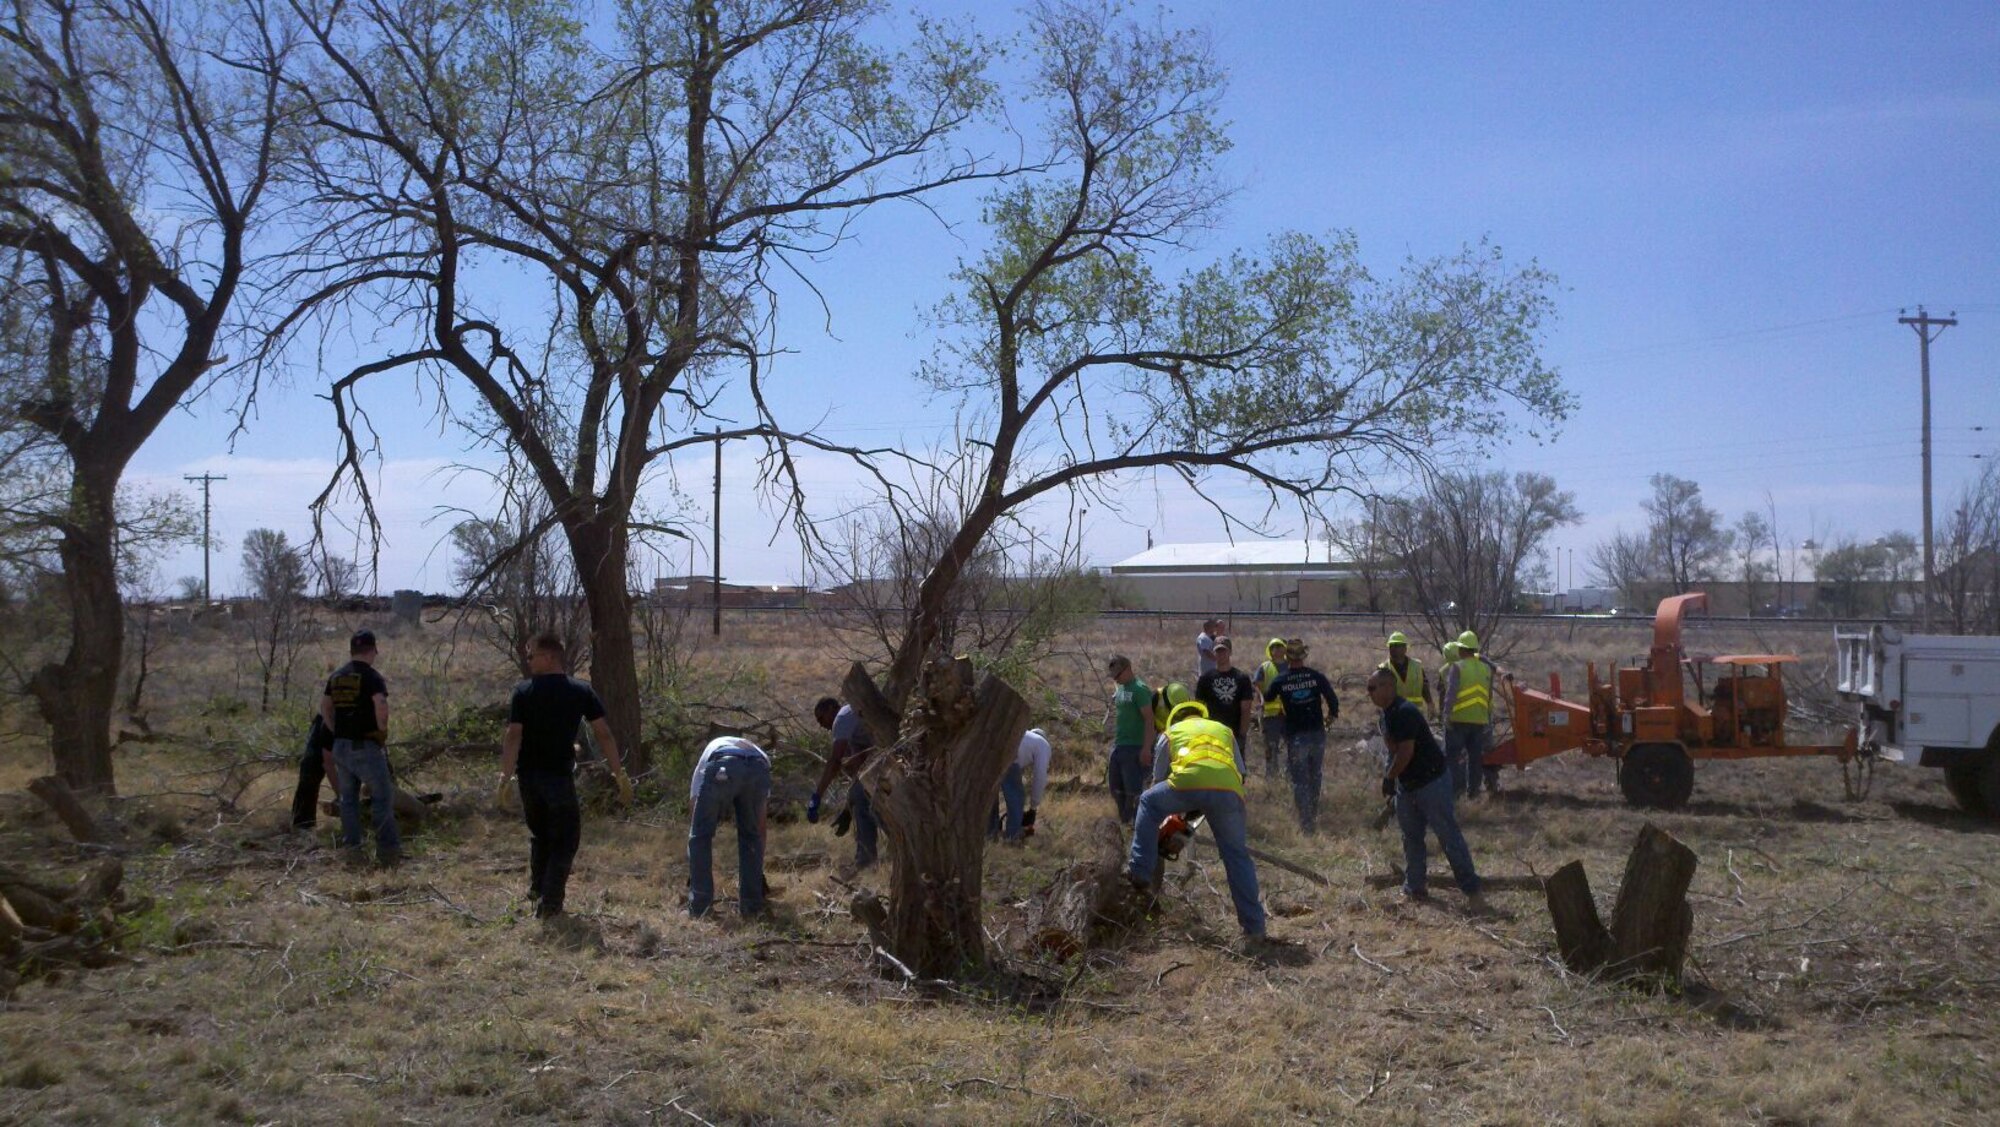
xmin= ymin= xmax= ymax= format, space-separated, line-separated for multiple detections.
xmin=350 ymin=629 xmax=377 ymax=653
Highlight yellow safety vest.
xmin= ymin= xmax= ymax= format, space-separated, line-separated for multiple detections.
xmin=1256 ymin=661 xmax=1285 ymax=717
xmin=1450 ymin=657 xmax=1492 ymax=725
xmin=1165 ymin=717 xmax=1243 ymax=794
xmin=1379 ymin=658 xmax=1425 ymax=706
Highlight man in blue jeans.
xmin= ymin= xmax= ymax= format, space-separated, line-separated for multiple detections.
xmin=989 ymin=727 xmax=1052 ymax=843
xmin=1128 ymin=701 xmax=1267 ymax=943
xmin=810 ymin=696 xmax=878 ymax=870
xmin=321 ymin=630 xmax=399 ymax=867
xmin=688 ymin=735 xmax=772 ymax=918
xmin=1368 ymin=669 xmax=1485 ymax=908
xmin=1263 ymin=638 xmax=1339 ymax=833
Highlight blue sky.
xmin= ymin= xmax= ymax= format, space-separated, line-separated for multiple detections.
xmin=133 ymin=0 xmax=2000 ymax=593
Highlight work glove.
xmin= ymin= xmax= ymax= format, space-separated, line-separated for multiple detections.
xmin=1022 ymin=809 xmax=1037 ymax=838
xmin=833 ymin=807 xmax=853 ymax=837
xmin=613 ymin=769 xmax=634 ymax=807
xmin=495 ymin=773 xmax=515 ymax=808
xmin=807 ymin=792 xmax=822 ymax=824
xmin=1380 ymin=776 xmax=1395 ymax=799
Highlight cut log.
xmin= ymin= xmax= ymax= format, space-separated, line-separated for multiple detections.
xmin=0 ymin=883 xmax=76 ymax=933
xmin=1605 ymin=822 xmax=1698 ymax=982
xmin=1541 ymin=822 xmax=1698 ymax=987
xmin=28 ymin=775 xmax=104 ymax=843
xmin=0 ymin=890 xmax=23 ymax=946
xmin=1544 ymin=861 xmax=1614 ymax=974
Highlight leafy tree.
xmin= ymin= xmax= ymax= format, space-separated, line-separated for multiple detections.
xmin=1357 ymin=470 xmax=1579 ymax=657
xmin=283 ymin=0 xmax=1000 ymax=774
xmin=1644 ymin=473 xmax=1730 ymax=593
xmin=836 ymin=0 xmax=1571 ymax=977
xmin=0 ymin=0 xmax=293 ymax=792
xmin=241 ymin=529 xmax=310 ymax=711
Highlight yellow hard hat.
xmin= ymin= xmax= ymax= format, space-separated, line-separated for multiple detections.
xmin=1267 ymin=637 xmax=1287 ymax=655
xmin=1457 ymin=630 xmax=1480 ymax=651
xmin=1442 ymin=641 xmax=1462 ymax=661
xmin=1387 ymin=631 xmax=1408 ymax=646
xmin=1164 ymin=682 xmax=1192 ymax=708
xmin=1167 ymin=700 xmax=1209 ymax=726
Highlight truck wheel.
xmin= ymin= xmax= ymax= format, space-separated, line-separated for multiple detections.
xmin=1619 ymin=743 xmax=1694 ymax=809
xmin=1976 ymin=748 xmax=2000 ymax=819
xmin=1944 ymin=756 xmax=1991 ymax=816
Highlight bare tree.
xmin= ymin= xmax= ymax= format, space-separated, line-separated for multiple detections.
xmin=241 ymin=528 xmax=310 ymax=711
xmin=0 ymin=0 xmax=295 ymax=792
xmin=451 ymin=506 xmax=589 ymax=679
xmin=1733 ymin=510 xmax=1773 ymax=614
xmin=835 ymin=0 xmax=1572 ymax=976
xmin=1362 ymin=470 xmax=1579 ymax=658
xmin=280 ymin=0 xmax=1001 ymax=774
xmin=1937 ymin=463 xmax=1999 ymax=634
xmin=1589 ymin=528 xmax=1654 ymax=605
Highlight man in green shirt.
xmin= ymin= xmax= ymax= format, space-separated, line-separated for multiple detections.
xmin=1104 ymin=654 xmax=1156 ymax=825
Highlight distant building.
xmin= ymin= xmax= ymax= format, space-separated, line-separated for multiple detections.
xmin=1104 ymin=540 xmax=1370 ymax=613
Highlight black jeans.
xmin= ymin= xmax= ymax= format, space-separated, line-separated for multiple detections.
xmin=518 ymin=770 xmax=582 ymax=913
xmin=291 ymin=737 xmax=326 ymax=828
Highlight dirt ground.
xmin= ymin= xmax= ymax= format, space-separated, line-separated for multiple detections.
xmin=2 ymin=611 xmax=1995 ymax=1124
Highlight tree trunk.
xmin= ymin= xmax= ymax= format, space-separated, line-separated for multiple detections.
xmin=849 ymin=656 xmax=1029 ymax=979
xmin=1543 ymin=822 xmax=1698 ymax=987
xmin=1606 ymin=822 xmax=1697 ymax=982
xmin=1544 ymin=860 xmax=1614 ymax=973
xmin=568 ymin=519 xmax=646 ymax=776
xmin=28 ymin=470 xmax=124 ymax=796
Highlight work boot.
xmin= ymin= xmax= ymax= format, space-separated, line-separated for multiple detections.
xmin=377 ymin=848 xmax=403 ymax=869
xmin=340 ymin=845 xmax=368 ymax=868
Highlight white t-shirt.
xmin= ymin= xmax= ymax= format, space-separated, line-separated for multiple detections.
xmin=1015 ymin=728 xmax=1052 ymax=807
xmin=1196 ymin=632 xmax=1217 ymax=677
xmin=690 ymin=735 xmax=767 ymax=800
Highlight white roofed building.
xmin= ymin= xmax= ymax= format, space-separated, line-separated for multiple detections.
xmin=1104 ymin=540 xmax=1372 ymax=613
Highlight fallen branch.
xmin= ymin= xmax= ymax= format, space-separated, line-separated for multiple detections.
xmin=28 ymin=775 xmax=105 ymax=843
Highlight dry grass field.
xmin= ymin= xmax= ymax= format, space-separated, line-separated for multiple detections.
xmin=2 ymin=609 xmax=1996 ymax=1124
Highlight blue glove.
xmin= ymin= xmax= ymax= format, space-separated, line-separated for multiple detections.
xmin=807 ymin=792 xmax=822 ymax=824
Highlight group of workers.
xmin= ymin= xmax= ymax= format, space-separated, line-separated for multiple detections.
xmin=1106 ymin=622 xmax=1507 ymax=935
xmin=290 ymin=618 xmax=1508 ymax=937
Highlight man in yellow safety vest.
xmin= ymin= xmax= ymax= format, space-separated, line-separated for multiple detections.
xmin=1252 ymin=638 xmax=1288 ymax=779
xmin=1377 ymin=632 xmax=1433 ymax=717
xmin=1127 ymin=701 xmax=1267 ymax=941
xmin=1439 ymin=631 xmax=1503 ymax=798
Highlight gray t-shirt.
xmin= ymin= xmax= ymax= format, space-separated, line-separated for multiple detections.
xmin=1196 ymin=632 xmax=1217 ymax=677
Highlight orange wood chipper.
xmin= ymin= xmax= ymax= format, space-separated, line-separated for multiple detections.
xmin=1486 ymin=592 xmax=1857 ymax=808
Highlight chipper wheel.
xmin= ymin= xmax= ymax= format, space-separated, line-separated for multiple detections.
xmin=1618 ymin=742 xmax=1695 ymax=810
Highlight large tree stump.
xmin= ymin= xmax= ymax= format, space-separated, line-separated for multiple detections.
xmin=28 ymin=775 xmax=105 ymax=843
xmin=1544 ymin=822 xmax=1698 ymax=987
xmin=846 ymin=656 xmax=1031 ymax=979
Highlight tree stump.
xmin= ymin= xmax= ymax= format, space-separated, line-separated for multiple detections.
xmin=1543 ymin=822 xmax=1698 ymax=987
xmin=1029 ymin=818 xmax=1153 ymax=959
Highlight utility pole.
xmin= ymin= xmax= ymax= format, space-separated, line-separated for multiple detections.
xmin=1899 ymin=308 xmax=1956 ymax=629
xmin=182 ymin=472 xmax=227 ymax=603
xmin=712 ymin=428 xmax=723 ymax=637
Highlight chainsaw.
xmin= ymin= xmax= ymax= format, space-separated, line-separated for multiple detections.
xmin=1148 ymin=810 xmax=1206 ymax=892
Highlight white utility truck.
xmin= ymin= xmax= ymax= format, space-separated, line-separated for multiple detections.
xmin=1835 ymin=625 xmax=2000 ymax=816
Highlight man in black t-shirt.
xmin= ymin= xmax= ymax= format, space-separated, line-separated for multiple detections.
xmin=1368 ymin=669 xmax=1482 ymax=906
xmin=1194 ymin=638 xmax=1257 ymax=760
xmin=1265 ymin=640 xmax=1339 ymax=833
xmin=497 ymin=632 xmax=629 ymax=918
xmin=321 ymin=630 xmax=400 ymax=865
